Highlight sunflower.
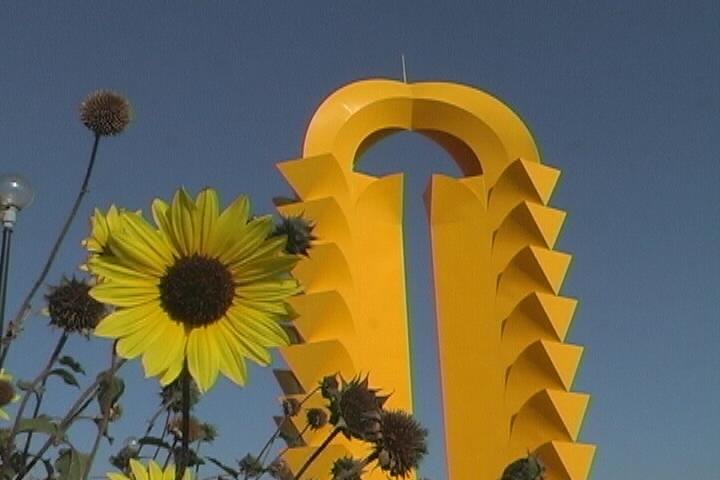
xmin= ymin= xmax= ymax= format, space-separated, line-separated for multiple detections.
xmin=0 ymin=369 xmax=20 ymax=421
xmin=107 ymin=459 xmax=190 ymax=480
xmin=86 ymin=188 xmax=301 ymax=392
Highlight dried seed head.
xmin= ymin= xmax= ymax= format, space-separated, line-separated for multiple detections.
xmin=267 ymin=458 xmax=292 ymax=480
xmin=46 ymin=277 xmax=107 ymax=334
xmin=374 ymin=410 xmax=428 ymax=478
xmin=320 ymin=374 xmax=340 ymax=399
xmin=238 ymin=454 xmax=263 ymax=478
xmin=329 ymin=375 xmax=388 ymax=441
xmin=501 ymin=453 xmax=545 ymax=480
xmin=272 ymin=215 xmax=316 ymax=256
xmin=168 ymin=415 xmax=206 ymax=443
xmin=282 ymin=397 xmax=301 ymax=417
xmin=331 ymin=456 xmax=363 ymax=480
xmin=0 ymin=379 xmax=15 ymax=407
xmin=80 ymin=90 xmax=131 ymax=136
xmin=306 ymin=407 xmax=328 ymax=430
xmin=160 ymin=377 xmax=201 ymax=412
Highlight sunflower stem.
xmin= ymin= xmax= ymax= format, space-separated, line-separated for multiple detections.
xmin=176 ymin=366 xmax=191 ymax=480
xmin=0 ymin=134 xmax=101 ymax=369
xmin=83 ymin=344 xmax=118 ymax=480
xmin=293 ymin=427 xmax=341 ymax=480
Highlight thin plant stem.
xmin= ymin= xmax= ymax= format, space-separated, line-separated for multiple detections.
xmin=175 ymin=366 xmax=190 ymax=480
xmin=19 ymin=332 xmax=71 ymax=462
xmin=83 ymin=345 xmax=118 ymax=480
xmin=5 ymin=332 xmax=69 ymax=462
xmin=0 ymin=134 xmax=100 ymax=369
xmin=152 ymin=411 xmax=171 ymax=461
xmin=293 ymin=427 xmax=341 ymax=480
xmin=17 ymin=357 xmax=125 ymax=480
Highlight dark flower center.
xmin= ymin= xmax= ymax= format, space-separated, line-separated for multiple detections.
xmin=159 ymin=255 xmax=234 ymax=327
xmin=0 ymin=379 xmax=15 ymax=407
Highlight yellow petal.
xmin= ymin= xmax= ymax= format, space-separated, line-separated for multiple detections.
xmin=148 ymin=460 xmax=163 ymax=480
xmin=118 ymin=212 xmax=175 ymax=265
xmin=107 ymin=473 xmax=129 ymax=480
xmin=116 ymin=313 xmax=167 ymax=359
xmin=210 ymin=323 xmax=247 ymax=386
xmin=217 ymin=216 xmax=274 ymax=265
xmin=159 ymin=347 xmax=186 ymax=386
xmin=234 ymin=279 xmax=301 ymax=301
xmin=187 ymin=327 xmax=219 ymax=392
xmin=108 ymin=231 xmax=168 ymax=277
xmin=230 ymin=235 xmax=287 ymax=267
xmin=218 ymin=317 xmax=271 ymax=365
xmin=152 ymin=199 xmax=182 ymax=257
xmin=170 ymin=189 xmax=198 ymax=256
xmin=195 ymin=188 xmax=219 ymax=255
xmin=88 ymin=256 xmax=159 ymax=285
xmin=90 ymin=282 xmax=159 ymax=308
xmin=130 ymin=460 xmax=149 ymax=480
xmin=162 ymin=465 xmax=175 ymax=480
xmin=94 ymin=302 xmax=162 ymax=338
xmin=142 ymin=319 xmax=185 ymax=377
xmin=207 ymin=195 xmax=251 ymax=257
xmin=226 ymin=305 xmax=289 ymax=346
xmin=231 ymin=256 xmax=299 ymax=284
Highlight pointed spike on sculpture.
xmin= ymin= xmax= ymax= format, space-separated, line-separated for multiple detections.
xmin=279 ymin=341 xmax=356 ymax=392
xmin=287 ymin=290 xmax=355 ymax=342
xmin=524 ymin=246 xmax=572 ymax=294
xmin=531 ymin=292 xmax=578 ymax=341
xmin=536 ymin=441 xmax=597 ymax=480
xmin=277 ymin=154 xmax=349 ymax=200
xmin=291 ymin=243 xmax=354 ymax=294
xmin=516 ymin=159 xmax=561 ymax=205
xmin=524 ymin=202 xmax=567 ymax=248
xmin=538 ymin=340 xmax=584 ymax=391
xmin=545 ymin=390 xmax=591 ymax=441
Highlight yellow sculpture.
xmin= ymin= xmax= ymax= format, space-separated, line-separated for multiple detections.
xmin=273 ymin=79 xmax=596 ymax=479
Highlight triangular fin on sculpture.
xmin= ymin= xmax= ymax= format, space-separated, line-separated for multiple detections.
xmin=279 ymin=341 xmax=356 ymax=392
xmin=538 ymin=340 xmax=584 ymax=391
xmin=524 ymin=202 xmax=567 ymax=248
xmin=545 ymin=390 xmax=591 ymax=441
xmin=277 ymin=154 xmax=349 ymax=200
xmin=532 ymin=293 xmax=578 ymax=341
xmin=526 ymin=247 xmax=572 ymax=294
xmin=536 ymin=441 xmax=596 ymax=480
xmin=516 ymin=159 xmax=561 ymax=205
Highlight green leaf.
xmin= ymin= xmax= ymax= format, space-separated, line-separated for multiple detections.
xmin=58 ymin=355 xmax=86 ymax=375
xmin=206 ymin=456 xmax=239 ymax=478
xmin=16 ymin=415 xmax=61 ymax=437
xmin=49 ymin=368 xmax=80 ymax=388
xmin=55 ymin=448 xmax=89 ymax=480
xmin=97 ymin=371 xmax=125 ymax=413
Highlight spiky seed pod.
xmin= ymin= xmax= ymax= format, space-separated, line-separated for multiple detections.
xmin=282 ymin=397 xmax=301 ymax=417
xmin=501 ymin=453 xmax=545 ymax=480
xmin=46 ymin=277 xmax=107 ymax=334
xmin=168 ymin=415 xmax=206 ymax=443
xmin=267 ymin=458 xmax=293 ymax=480
xmin=160 ymin=378 xmax=201 ymax=412
xmin=272 ymin=215 xmax=316 ymax=256
xmin=0 ymin=378 xmax=15 ymax=407
xmin=79 ymin=90 xmax=131 ymax=136
xmin=201 ymin=423 xmax=218 ymax=442
xmin=373 ymin=410 xmax=428 ymax=478
xmin=238 ymin=454 xmax=263 ymax=478
xmin=331 ymin=456 xmax=364 ymax=480
xmin=329 ymin=375 xmax=388 ymax=441
xmin=321 ymin=374 xmax=340 ymax=399
xmin=306 ymin=407 xmax=328 ymax=430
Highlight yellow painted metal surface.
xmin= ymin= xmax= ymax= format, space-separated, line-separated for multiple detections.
xmin=274 ymin=79 xmax=595 ymax=479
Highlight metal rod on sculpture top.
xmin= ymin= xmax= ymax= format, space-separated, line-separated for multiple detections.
xmin=0 ymin=174 xmax=35 ymax=358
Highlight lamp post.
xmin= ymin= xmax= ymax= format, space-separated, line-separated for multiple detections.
xmin=0 ymin=174 xmax=34 ymax=353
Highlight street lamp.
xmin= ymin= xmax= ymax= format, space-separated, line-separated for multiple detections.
xmin=0 ymin=174 xmax=34 ymax=346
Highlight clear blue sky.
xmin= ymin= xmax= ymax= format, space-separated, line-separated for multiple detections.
xmin=1 ymin=2 xmax=718 ymax=478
